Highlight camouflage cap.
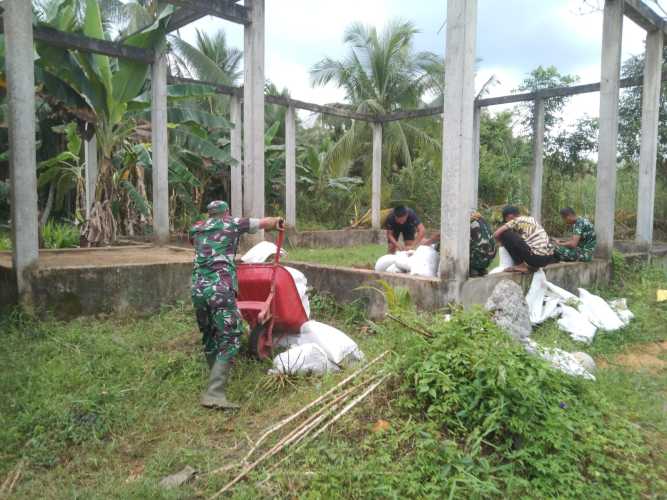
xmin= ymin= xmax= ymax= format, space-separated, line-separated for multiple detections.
xmin=206 ymin=200 xmax=229 ymax=215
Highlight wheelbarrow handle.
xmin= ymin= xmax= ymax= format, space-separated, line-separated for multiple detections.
xmin=273 ymin=220 xmax=285 ymax=265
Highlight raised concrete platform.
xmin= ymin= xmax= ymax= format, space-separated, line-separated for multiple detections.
xmin=2 ymin=241 xmax=663 ymax=319
xmin=0 ymin=246 xmax=192 ymax=318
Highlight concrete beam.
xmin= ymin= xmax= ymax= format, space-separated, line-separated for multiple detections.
xmin=5 ymin=0 xmax=39 ymax=303
xmin=623 ymin=0 xmax=667 ymax=35
xmin=440 ymin=0 xmax=477 ymax=290
xmin=531 ymin=98 xmax=545 ymax=222
xmin=243 ymin=0 xmax=265 ymax=221
xmin=285 ymin=105 xmax=297 ymax=227
xmin=162 ymin=0 xmax=250 ymax=25
xmin=151 ymin=51 xmax=170 ymax=243
xmin=230 ymin=95 xmax=243 ymax=217
xmin=635 ymin=29 xmax=664 ymax=247
xmin=84 ymin=133 xmax=98 ymax=219
xmin=472 ymin=105 xmax=481 ymax=210
xmin=371 ymin=123 xmax=382 ymax=229
xmin=595 ymin=0 xmax=624 ymax=259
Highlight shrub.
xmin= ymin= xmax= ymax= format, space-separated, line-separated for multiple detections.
xmin=41 ymin=221 xmax=79 ymax=249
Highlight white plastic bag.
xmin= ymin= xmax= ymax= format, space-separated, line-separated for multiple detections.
xmin=269 ymin=343 xmax=339 ymax=375
xmin=241 ymin=241 xmax=286 ymax=263
xmin=608 ymin=298 xmax=634 ymax=326
xmin=523 ymin=339 xmax=595 ymax=380
xmin=374 ymin=254 xmax=397 ymax=272
xmin=577 ymin=289 xmax=624 ymax=331
xmin=489 ymin=246 xmax=515 ymax=274
xmin=385 ymin=263 xmax=401 ymax=273
xmin=545 ymin=282 xmax=578 ymax=303
xmin=557 ymin=305 xmax=598 ymax=344
xmin=409 ymin=245 xmax=439 ymax=278
xmin=299 ymin=320 xmax=365 ymax=365
xmin=526 ymin=270 xmax=547 ymax=325
xmin=284 ymin=266 xmax=310 ymax=318
xmin=394 ymin=251 xmax=413 ymax=273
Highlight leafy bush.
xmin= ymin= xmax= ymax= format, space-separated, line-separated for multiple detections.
xmin=395 ymin=308 xmax=661 ymax=498
xmin=41 ymin=221 xmax=79 ymax=249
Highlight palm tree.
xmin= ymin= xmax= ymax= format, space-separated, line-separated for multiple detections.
xmin=310 ymin=19 xmax=442 ymax=178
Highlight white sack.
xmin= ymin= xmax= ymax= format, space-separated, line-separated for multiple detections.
xmin=299 ymin=320 xmax=365 ymax=365
xmin=545 ymin=282 xmax=578 ymax=303
xmin=608 ymin=298 xmax=634 ymax=326
xmin=284 ymin=266 xmax=310 ymax=318
xmin=523 ymin=339 xmax=595 ymax=380
xmin=489 ymin=246 xmax=515 ymax=274
xmin=269 ymin=343 xmax=339 ymax=375
xmin=409 ymin=245 xmax=439 ymax=278
xmin=526 ymin=270 xmax=547 ymax=325
xmin=394 ymin=251 xmax=413 ymax=273
xmin=557 ymin=305 xmax=598 ymax=344
xmin=577 ymin=289 xmax=624 ymax=331
xmin=385 ymin=263 xmax=402 ymax=273
xmin=374 ymin=254 xmax=397 ymax=272
xmin=241 ymin=241 xmax=287 ymax=263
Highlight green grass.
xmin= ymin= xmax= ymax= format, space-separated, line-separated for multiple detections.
xmin=0 ymin=261 xmax=665 ymax=498
xmin=285 ymin=243 xmax=386 ymax=268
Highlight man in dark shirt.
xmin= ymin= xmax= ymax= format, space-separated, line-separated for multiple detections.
xmin=384 ymin=205 xmax=425 ymax=254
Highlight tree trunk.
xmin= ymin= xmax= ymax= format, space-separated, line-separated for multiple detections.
xmin=40 ymin=182 xmax=55 ymax=228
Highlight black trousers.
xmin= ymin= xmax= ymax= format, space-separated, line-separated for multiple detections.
xmin=499 ymin=230 xmax=558 ymax=269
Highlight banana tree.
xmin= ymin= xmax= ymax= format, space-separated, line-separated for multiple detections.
xmin=34 ymin=0 xmax=174 ymax=242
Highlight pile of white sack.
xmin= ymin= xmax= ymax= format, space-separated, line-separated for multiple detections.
xmin=374 ymin=245 xmax=439 ymax=278
xmin=526 ymin=269 xmax=633 ymax=345
xmin=241 ymin=242 xmax=364 ymax=376
xmin=270 ymin=321 xmax=365 ymax=376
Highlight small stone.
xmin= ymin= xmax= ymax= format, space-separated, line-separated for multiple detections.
xmin=159 ymin=466 xmax=197 ymax=489
xmin=484 ymin=280 xmax=532 ymax=341
xmin=571 ymin=352 xmax=596 ymax=373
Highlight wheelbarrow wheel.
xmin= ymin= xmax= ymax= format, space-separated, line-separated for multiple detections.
xmin=249 ymin=324 xmax=272 ymax=360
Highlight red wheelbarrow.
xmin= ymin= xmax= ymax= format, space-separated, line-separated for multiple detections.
xmin=237 ymin=228 xmax=309 ymax=359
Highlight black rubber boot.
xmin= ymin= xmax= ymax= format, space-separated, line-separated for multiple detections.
xmin=200 ymin=358 xmax=240 ymax=410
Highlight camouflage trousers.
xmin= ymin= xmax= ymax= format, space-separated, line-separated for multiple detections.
xmin=191 ymin=272 xmax=244 ymax=362
xmin=554 ymin=246 xmax=592 ymax=262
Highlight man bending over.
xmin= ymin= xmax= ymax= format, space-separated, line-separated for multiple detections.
xmin=384 ymin=205 xmax=425 ymax=254
xmin=493 ymin=206 xmax=557 ymax=273
xmin=554 ymin=207 xmax=597 ymax=262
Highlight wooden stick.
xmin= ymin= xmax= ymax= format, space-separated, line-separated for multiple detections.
xmin=209 ymin=376 xmax=382 ymax=499
xmin=386 ymin=314 xmax=434 ymax=338
xmin=239 ymin=351 xmax=388 ymax=463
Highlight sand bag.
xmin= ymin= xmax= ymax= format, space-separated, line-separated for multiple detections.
xmin=284 ymin=266 xmax=310 ymax=318
xmin=394 ymin=251 xmax=413 ymax=273
xmin=526 ymin=270 xmax=547 ymax=325
xmin=385 ymin=264 xmax=401 ymax=273
xmin=241 ymin=241 xmax=287 ymax=263
xmin=409 ymin=245 xmax=439 ymax=278
xmin=374 ymin=254 xmax=397 ymax=272
xmin=299 ymin=320 xmax=365 ymax=365
xmin=523 ymin=339 xmax=595 ymax=380
xmin=489 ymin=247 xmax=515 ymax=274
xmin=608 ymin=298 xmax=634 ymax=326
xmin=557 ymin=304 xmax=598 ymax=344
xmin=269 ymin=343 xmax=339 ymax=375
xmin=577 ymin=289 xmax=624 ymax=331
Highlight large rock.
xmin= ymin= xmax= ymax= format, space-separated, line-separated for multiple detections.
xmin=485 ymin=280 xmax=532 ymax=341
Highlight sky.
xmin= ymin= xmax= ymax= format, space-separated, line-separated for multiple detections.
xmin=176 ymin=0 xmax=663 ymax=130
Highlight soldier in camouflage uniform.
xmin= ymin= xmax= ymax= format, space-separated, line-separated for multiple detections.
xmin=190 ymin=200 xmax=282 ymax=409
xmin=553 ymin=207 xmax=597 ymax=262
xmin=423 ymin=211 xmax=497 ymax=276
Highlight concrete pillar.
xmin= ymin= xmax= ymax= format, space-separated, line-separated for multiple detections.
xmin=151 ymin=50 xmax=169 ymax=243
xmin=595 ymin=0 xmax=623 ymax=259
xmin=472 ymin=104 xmax=481 ymax=210
xmin=371 ymin=122 xmax=382 ymax=229
xmin=243 ymin=0 xmax=265 ymax=220
xmin=230 ymin=94 xmax=243 ymax=217
xmin=285 ymin=104 xmax=296 ymax=227
xmin=439 ymin=0 xmax=477 ymax=289
xmin=531 ymin=98 xmax=545 ymax=221
xmin=84 ymin=133 xmax=98 ymax=219
xmin=5 ymin=0 xmax=39 ymax=301
xmin=635 ymin=29 xmax=664 ymax=247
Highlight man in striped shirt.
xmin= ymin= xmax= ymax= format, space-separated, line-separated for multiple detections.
xmin=493 ymin=206 xmax=557 ymax=273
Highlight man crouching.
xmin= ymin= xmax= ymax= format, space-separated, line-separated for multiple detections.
xmin=190 ymin=201 xmax=282 ymax=409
